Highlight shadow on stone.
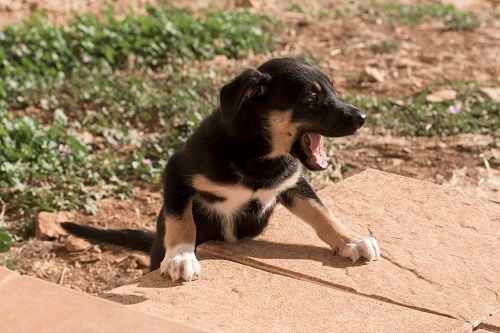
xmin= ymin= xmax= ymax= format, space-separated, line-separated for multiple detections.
xmin=101 ymin=292 xmax=149 ymax=305
xmin=206 ymin=239 xmax=369 ymax=269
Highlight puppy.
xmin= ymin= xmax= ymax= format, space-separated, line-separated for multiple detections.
xmin=63 ymin=58 xmax=380 ymax=282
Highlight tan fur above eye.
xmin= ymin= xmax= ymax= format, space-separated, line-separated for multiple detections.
xmin=313 ymin=82 xmax=321 ymax=92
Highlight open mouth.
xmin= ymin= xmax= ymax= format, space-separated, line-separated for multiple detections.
xmin=300 ymin=133 xmax=329 ymax=170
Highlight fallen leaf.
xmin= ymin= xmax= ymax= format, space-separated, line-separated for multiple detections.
xmin=74 ymin=131 xmax=95 ymax=144
xmin=479 ymin=87 xmax=500 ymax=102
xmin=236 ymin=0 xmax=257 ymax=7
xmin=426 ymin=90 xmax=457 ymax=103
xmin=364 ymin=66 xmax=385 ymax=82
xmin=391 ymin=99 xmax=405 ymax=106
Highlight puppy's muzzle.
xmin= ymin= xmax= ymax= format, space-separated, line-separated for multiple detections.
xmin=348 ymin=106 xmax=367 ymax=129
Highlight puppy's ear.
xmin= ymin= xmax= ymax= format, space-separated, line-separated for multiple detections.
xmin=220 ymin=68 xmax=271 ymax=124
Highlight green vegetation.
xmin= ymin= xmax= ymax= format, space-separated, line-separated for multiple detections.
xmin=375 ymin=2 xmax=480 ymax=30
xmin=0 ymin=5 xmax=275 ymax=101
xmin=334 ymin=1 xmax=480 ymax=31
xmin=1 ymin=107 xmax=130 ymax=215
xmin=287 ymin=3 xmax=329 ymax=19
xmin=0 ymin=5 xmax=276 ymax=231
xmin=348 ymin=81 xmax=499 ymax=137
xmin=370 ymin=40 xmax=399 ymax=54
xmin=0 ymin=227 xmax=12 ymax=253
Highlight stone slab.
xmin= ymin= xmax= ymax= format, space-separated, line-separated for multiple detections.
xmin=0 ymin=274 xmax=201 ymax=333
xmin=0 ymin=266 xmax=19 ymax=286
xmin=202 ymin=169 xmax=500 ymax=325
xmin=107 ymin=254 xmax=471 ymax=333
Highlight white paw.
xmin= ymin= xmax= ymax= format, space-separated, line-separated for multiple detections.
xmin=160 ymin=244 xmax=200 ymax=282
xmin=340 ymin=237 xmax=380 ymax=263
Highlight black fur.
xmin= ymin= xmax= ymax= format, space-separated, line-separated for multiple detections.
xmin=61 ymin=222 xmax=155 ymax=253
xmin=63 ymin=58 xmax=366 ymax=272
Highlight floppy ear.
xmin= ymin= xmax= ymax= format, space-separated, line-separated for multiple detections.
xmin=220 ymin=68 xmax=271 ymax=124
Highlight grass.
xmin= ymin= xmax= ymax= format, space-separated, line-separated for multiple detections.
xmin=0 ymin=65 xmax=218 ymax=233
xmin=334 ymin=1 xmax=480 ymax=31
xmin=375 ymin=2 xmax=481 ymax=30
xmin=287 ymin=3 xmax=329 ymax=19
xmin=0 ymin=5 xmax=275 ymax=101
xmin=370 ymin=40 xmax=399 ymax=54
xmin=0 ymin=5 xmax=276 ymax=236
xmin=347 ymin=81 xmax=500 ymax=137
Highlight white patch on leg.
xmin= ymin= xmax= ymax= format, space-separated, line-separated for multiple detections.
xmin=340 ymin=237 xmax=380 ymax=263
xmin=220 ymin=217 xmax=238 ymax=242
xmin=160 ymin=243 xmax=200 ymax=282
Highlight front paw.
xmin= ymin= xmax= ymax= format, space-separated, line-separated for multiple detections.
xmin=160 ymin=245 xmax=200 ymax=282
xmin=340 ymin=237 xmax=380 ymax=263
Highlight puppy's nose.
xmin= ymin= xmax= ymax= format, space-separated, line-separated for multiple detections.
xmin=355 ymin=111 xmax=367 ymax=127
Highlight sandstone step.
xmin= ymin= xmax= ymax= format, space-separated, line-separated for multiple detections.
xmin=202 ymin=169 xmax=500 ymax=326
xmin=106 ymin=253 xmax=471 ymax=333
xmin=0 ymin=267 xmax=201 ymax=333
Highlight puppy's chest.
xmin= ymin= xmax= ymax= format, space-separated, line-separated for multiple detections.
xmin=192 ymin=170 xmax=300 ymax=219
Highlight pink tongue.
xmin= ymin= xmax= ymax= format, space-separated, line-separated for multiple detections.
xmin=305 ymin=133 xmax=328 ymax=169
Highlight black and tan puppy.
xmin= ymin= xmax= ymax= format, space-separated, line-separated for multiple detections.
xmin=63 ymin=58 xmax=380 ymax=282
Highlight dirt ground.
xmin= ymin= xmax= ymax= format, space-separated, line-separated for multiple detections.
xmin=2 ymin=0 xmax=499 ymax=294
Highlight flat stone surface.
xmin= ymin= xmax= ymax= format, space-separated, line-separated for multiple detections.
xmin=202 ymin=169 xmax=500 ymax=325
xmin=107 ymin=253 xmax=471 ymax=333
xmin=0 ymin=274 xmax=200 ymax=333
xmin=0 ymin=266 xmax=19 ymax=286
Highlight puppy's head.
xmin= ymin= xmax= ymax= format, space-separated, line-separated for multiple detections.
xmin=220 ymin=57 xmax=366 ymax=171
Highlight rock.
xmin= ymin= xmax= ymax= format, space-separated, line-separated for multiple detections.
xmin=364 ymin=66 xmax=385 ymax=82
xmin=107 ymin=256 xmax=470 ymax=333
xmin=35 ymin=212 xmax=73 ymax=240
xmin=479 ymin=87 xmax=500 ymax=102
xmin=425 ymin=89 xmax=457 ymax=103
xmin=130 ymin=254 xmax=149 ymax=269
xmin=236 ymin=0 xmax=257 ymax=7
xmin=77 ymin=253 xmax=102 ymax=263
xmin=64 ymin=236 xmax=91 ymax=252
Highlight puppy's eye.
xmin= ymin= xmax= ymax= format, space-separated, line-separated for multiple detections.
xmin=304 ymin=93 xmax=318 ymax=104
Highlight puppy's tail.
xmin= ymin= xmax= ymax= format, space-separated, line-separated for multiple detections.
xmin=61 ymin=222 xmax=155 ymax=253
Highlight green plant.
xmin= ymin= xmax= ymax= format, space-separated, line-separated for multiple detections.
xmin=0 ymin=227 xmax=12 ymax=252
xmin=0 ymin=5 xmax=276 ymax=102
xmin=0 ymin=108 xmax=125 ymax=219
xmin=0 ymin=63 xmax=222 ymax=227
xmin=347 ymin=81 xmax=500 ymax=136
xmin=376 ymin=2 xmax=480 ymax=30
xmin=370 ymin=40 xmax=399 ymax=54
